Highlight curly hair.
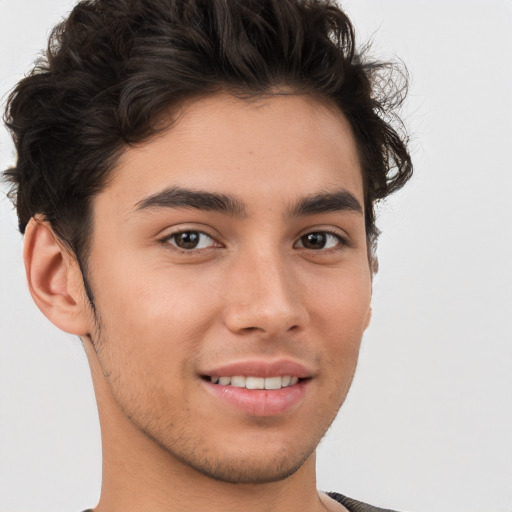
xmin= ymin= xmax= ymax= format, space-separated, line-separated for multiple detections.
xmin=3 ymin=0 xmax=412 ymax=271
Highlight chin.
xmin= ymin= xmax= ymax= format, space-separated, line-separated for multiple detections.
xmin=145 ymin=422 xmax=318 ymax=485
xmin=178 ymin=451 xmax=310 ymax=484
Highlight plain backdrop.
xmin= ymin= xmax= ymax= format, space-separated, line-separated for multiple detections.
xmin=1 ymin=1 xmax=511 ymax=511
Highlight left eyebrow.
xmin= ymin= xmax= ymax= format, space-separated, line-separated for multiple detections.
xmin=289 ymin=190 xmax=363 ymax=217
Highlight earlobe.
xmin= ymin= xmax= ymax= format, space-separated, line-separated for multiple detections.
xmin=24 ymin=218 xmax=90 ymax=336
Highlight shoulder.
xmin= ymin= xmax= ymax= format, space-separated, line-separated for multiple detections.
xmin=327 ymin=492 xmax=405 ymax=512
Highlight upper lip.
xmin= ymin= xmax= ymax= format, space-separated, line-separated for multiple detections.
xmin=201 ymin=359 xmax=313 ymax=379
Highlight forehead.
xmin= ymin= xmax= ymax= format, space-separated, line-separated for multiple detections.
xmin=97 ymin=92 xmax=363 ymax=215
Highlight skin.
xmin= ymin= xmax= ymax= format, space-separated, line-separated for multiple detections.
xmin=24 ymin=93 xmax=372 ymax=512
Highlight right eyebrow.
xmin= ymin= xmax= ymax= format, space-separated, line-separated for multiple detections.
xmin=133 ymin=186 xmax=247 ymax=217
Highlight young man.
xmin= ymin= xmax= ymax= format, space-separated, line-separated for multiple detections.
xmin=3 ymin=1 xmax=412 ymax=511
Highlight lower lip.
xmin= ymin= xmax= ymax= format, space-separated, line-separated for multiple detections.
xmin=202 ymin=379 xmax=309 ymax=417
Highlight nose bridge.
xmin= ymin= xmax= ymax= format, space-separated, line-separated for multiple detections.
xmin=222 ymin=245 xmax=307 ymax=336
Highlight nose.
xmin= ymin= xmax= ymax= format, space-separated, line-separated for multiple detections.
xmin=222 ymin=249 xmax=309 ymax=338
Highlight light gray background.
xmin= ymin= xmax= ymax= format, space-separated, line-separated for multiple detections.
xmin=1 ymin=1 xmax=511 ymax=511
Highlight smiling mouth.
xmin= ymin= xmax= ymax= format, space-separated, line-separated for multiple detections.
xmin=202 ymin=372 xmax=311 ymax=416
xmin=204 ymin=375 xmax=306 ymax=390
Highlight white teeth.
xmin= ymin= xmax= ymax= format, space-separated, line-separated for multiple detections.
xmin=231 ymin=376 xmax=245 ymax=388
xmin=264 ymin=376 xmax=282 ymax=390
xmin=281 ymin=375 xmax=291 ymax=387
xmin=209 ymin=375 xmax=301 ymax=389
xmin=246 ymin=376 xmax=265 ymax=389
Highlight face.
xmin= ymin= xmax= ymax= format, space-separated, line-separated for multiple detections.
xmin=84 ymin=93 xmax=372 ymax=484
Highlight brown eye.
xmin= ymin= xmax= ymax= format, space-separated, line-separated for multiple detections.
xmin=296 ymin=232 xmax=341 ymax=250
xmin=167 ymin=231 xmax=216 ymax=250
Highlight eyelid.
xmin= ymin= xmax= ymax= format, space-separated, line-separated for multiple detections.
xmin=157 ymin=222 xmax=221 ymax=241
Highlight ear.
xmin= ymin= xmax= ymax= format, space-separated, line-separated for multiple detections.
xmin=23 ymin=218 xmax=90 ymax=336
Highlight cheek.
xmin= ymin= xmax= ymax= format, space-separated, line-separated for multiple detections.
xmin=305 ymin=261 xmax=372 ymax=336
xmin=90 ymin=255 xmax=220 ymax=365
xmin=303 ymin=262 xmax=371 ymax=383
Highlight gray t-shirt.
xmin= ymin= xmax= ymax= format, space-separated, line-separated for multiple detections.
xmin=327 ymin=492 xmax=402 ymax=512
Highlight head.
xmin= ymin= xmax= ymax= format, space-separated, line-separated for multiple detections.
xmin=3 ymin=0 xmax=412 ymax=488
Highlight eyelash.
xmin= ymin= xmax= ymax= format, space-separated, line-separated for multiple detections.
xmin=160 ymin=228 xmax=349 ymax=253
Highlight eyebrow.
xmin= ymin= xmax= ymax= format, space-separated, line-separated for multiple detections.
xmin=134 ymin=186 xmax=247 ymax=217
xmin=133 ymin=186 xmax=362 ymax=218
xmin=290 ymin=190 xmax=363 ymax=216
